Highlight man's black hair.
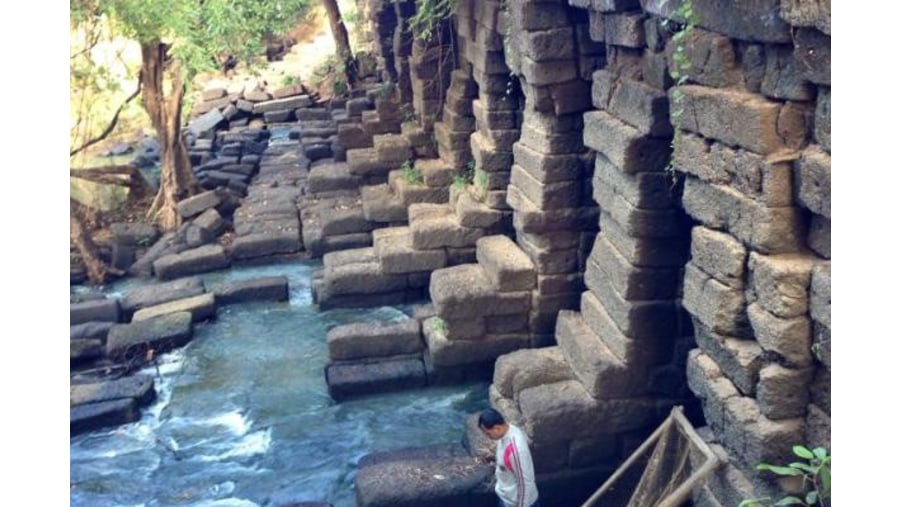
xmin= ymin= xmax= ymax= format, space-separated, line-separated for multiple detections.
xmin=478 ymin=408 xmax=506 ymax=429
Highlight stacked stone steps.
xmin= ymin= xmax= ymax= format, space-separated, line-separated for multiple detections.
xmin=312 ymin=247 xmax=428 ymax=310
xmin=300 ymin=192 xmax=374 ymax=258
xmin=360 ymin=159 xmax=455 ymax=225
xmin=325 ymin=319 xmax=428 ymax=400
xmin=433 ymin=70 xmax=479 ymax=170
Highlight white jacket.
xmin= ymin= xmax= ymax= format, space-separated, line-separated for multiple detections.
xmin=494 ymin=424 xmax=538 ymax=507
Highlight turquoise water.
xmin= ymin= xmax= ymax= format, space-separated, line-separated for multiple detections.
xmin=70 ymin=261 xmax=488 ymax=507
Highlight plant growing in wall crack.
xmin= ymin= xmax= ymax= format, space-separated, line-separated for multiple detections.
xmin=402 ymin=159 xmax=424 ymax=185
xmin=664 ymin=0 xmax=700 ymax=177
xmin=738 ymin=446 xmax=831 ymax=507
xmin=409 ymin=0 xmax=457 ymax=42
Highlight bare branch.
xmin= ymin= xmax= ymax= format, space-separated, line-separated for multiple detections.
xmin=70 ymin=79 xmax=143 ymax=158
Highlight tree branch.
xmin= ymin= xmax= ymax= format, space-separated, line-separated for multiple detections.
xmin=70 ymin=79 xmax=142 ymax=158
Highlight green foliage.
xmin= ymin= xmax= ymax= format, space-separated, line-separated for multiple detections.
xmin=378 ymin=80 xmax=396 ymax=99
xmin=664 ymin=0 xmax=699 ymax=176
xmin=475 ymin=168 xmax=489 ymax=191
xmin=426 ymin=316 xmax=448 ymax=334
xmin=402 ymin=160 xmax=424 ymax=185
xmin=408 ymin=0 xmax=457 ymax=42
xmin=738 ymin=446 xmax=831 ymax=507
xmin=452 ymin=159 xmax=475 ymax=189
xmin=281 ymin=74 xmax=300 ymax=87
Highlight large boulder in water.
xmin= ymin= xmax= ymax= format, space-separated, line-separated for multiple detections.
xmin=106 ymin=311 xmax=193 ymax=361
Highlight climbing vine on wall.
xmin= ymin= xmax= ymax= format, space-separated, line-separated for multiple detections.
xmin=664 ymin=0 xmax=700 ymax=176
xmin=408 ymin=0 xmax=457 ymax=42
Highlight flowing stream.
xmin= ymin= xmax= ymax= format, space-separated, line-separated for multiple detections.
xmin=70 ymin=261 xmax=488 ymax=507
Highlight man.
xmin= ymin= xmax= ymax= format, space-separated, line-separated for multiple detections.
xmin=478 ymin=408 xmax=539 ymax=507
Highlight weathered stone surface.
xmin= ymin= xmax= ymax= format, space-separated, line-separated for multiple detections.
xmin=762 ymin=44 xmax=815 ymax=101
xmin=603 ymin=12 xmax=646 ymax=48
xmin=213 ymin=276 xmax=289 ymax=304
xmin=518 ymin=123 xmax=585 ymax=155
xmin=756 ymin=363 xmax=813 ymax=420
xmin=664 ymin=28 xmax=742 ymax=88
xmin=642 ymin=0 xmax=792 ymax=43
xmin=583 ymin=278 xmax=678 ymax=342
xmin=177 ymin=190 xmax=223 ymax=219
xmin=455 ymin=191 xmax=509 ymax=229
xmin=519 ymin=380 xmax=663 ymax=442
xmin=795 ymin=145 xmax=831 ymax=218
xmin=516 ymin=233 xmax=580 ymax=275
xmin=430 ymin=264 xmax=530 ymax=319
xmin=780 ymin=0 xmax=830 ymax=34
xmin=153 ymin=245 xmax=230 ymax=280
xmin=106 ymin=312 xmax=193 ymax=360
xmin=71 ymin=339 xmax=104 ymax=362
xmin=71 ymin=398 xmax=138 ymax=435
xmin=70 ymin=374 xmax=156 ymax=407
xmin=323 ymin=255 xmax=407 ymax=296
xmin=593 ymin=155 xmax=676 ymax=210
xmin=512 ymin=143 xmax=585 ymax=184
xmin=556 ymin=311 xmax=634 ymax=398
xmin=673 ymin=134 xmax=794 ymax=207
xmin=71 ymin=298 xmax=121 ymax=325
xmin=354 ymin=444 xmax=493 ymax=507
xmin=70 ymin=321 xmax=115 ymax=341
xmin=252 ymin=95 xmax=312 ymax=113
xmin=187 ymin=108 xmax=226 ymax=137
xmin=672 ymin=85 xmax=808 ymax=154
xmin=476 ymin=235 xmax=536 ymax=291
xmin=132 ymin=293 xmax=216 ymax=323
xmin=231 ymin=231 xmax=302 ymax=260
xmin=410 ymin=209 xmax=484 ymax=249
xmin=520 ymin=27 xmax=575 ymax=61
xmin=809 ymin=262 xmax=830 ymax=328
xmin=510 ymin=165 xmax=583 ymax=210
xmin=693 ymin=321 xmax=763 ymax=396
xmin=579 ymin=291 xmax=669 ymax=367
xmin=520 ymin=57 xmax=579 ymax=86
xmin=793 ymin=28 xmax=830 ymax=85
xmin=327 ymin=357 xmax=427 ymax=400
xmin=493 ymin=346 xmax=574 ymax=398
xmin=121 ymin=277 xmax=206 ymax=314
xmin=583 ymin=111 xmax=670 ymax=173
xmin=807 ymin=214 xmax=830 ymax=259
xmin=600 ymin=213 xmax=688 ymax=268
xmin=683 ymin=178 xmax=805 ymax=254
xmin=592 ymin=182 xmax=686 ymax=239
xmin=373 ymin=134 xmax=412 ymax=164
xmin=592 ymin=70 xmax=671 ymax=137
xmin=805 ymin=403 xmax=830 ymax=451
xmin=815 ymin=87 xmax=830 ymax=151
xmin=424 ymin=325 xmax=530 ymax=367
xmin=426 ymin=315 xmax=486 ymax=341
xmin=508 ymin=186 xmax=599 ymax=235
xmin=747 ymin=303 xmax=812 ymax=367
xmin=691 ymin=226 xmax=747 ymax=289
xmin=110 ymin=222 xmax=160 ymax=247
xmin=373 ymin=227 xmax=447 ymax=275
xmin=587 ymin=236 xmax=681 ymax=300
xmin=683 ymin=263 xmax=749 ymax=336
xmin=748 ymin=252 xmax=814 ymax=319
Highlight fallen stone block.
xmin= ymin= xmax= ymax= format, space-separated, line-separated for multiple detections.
xmin=70 ymin=321 xmax=115 ymax=342
xmin=213 ymin=276 xmax=289 ymax=305
xmin=327 ymin=356 xmax=427 ymax=401
xmin=120 ymin=277 xmax=205 ymax=315
xmin=327 ymin=319 xmax=423 ymax=361
xmin=153 ymin=245 xmax=230 ymax=280
xmin=70 ymin=374 xmax=156 ymax=407
xmin=71 ymin=298 xmax=121 ymax=325
xmin=71 ymin=398 xmax=138 ymax=435
xmin=132 ymin=293 xmax=216 ymax=323
xmin=177 ymin=190 xmax=224 ymax=219
xmin=106 ymin=312 xmax=193 ymax=360
xmin=231 ymin=231 xmax=302 ymax=260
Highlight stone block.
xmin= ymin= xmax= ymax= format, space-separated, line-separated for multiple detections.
xmin=508 ymin=186 xmax=599 ymax=235
xmin=809 ymin=263 xmax=830 ymax=328
xmin=177 ymin=190 xmax=223 ymax=219
xmin=493 ymin=346 xmax=574 ymax=398
xmin=326 ymin=357 xmax=427 ymax=400
xmin=252 ymin=95 xmax=311 ymax=113
xmin=643 ymin=0 xmax=792 ymax=43
xmin=152 ymin=245 xmax=229 ymax=280
xmin=518 ymin=380 xmax=662 ymax=442
xmin=604 ymin=12 xmax=646 ymax=48
xmin=815 ymin=87 xmax=830 ymax=151
xmin=231 ymin=231 xmax=302 ymax=260
xmin=70 ymin=399 xmax=139 ymax=435
xmin=762 ymin=44 xmax=815 ymax=101
xmin=671 ymin=85 xmax=808 ymax=154
xmin=520 ymin=56 xmax=578 ymax=86
xmin=120 ymin=277 xmax=205 ymax=315
xmin=793 ymin=28 xmax=830 ymax=85
xmin=555 ymin=311 xmax=634 ymax=398
xmin=512 ymin=143 xmax=585 ymax=184
xmin=213 ymin=276 xmax=288 ymax=304
xmin=510 ymin=165 xmax=583 ymax=210
xmin=579 ymin=291 xmax=670 ymax=367
xmin=593 ymin=154 xmax=676 ymax=210
xmin=693 ymin=321 xmax=763 ymax=396
xmin=587 ymin=236 xmax=681 ymax=300
xmin=485 ymin=313 xmax=529 ymax=334
xmin=476 ymin=235 xmax=536 ymax=291
xmin=600 ymin=213 xmax=688 ymax=268
xmin=781 ymin=0 xmax=830 ymax=34
xmin=110 ymin=222 xmax=160 ymax=247
xmin=592 ymin=70 xmax=671 ymax=137
xmin=424 ymin=324 xmax=530 ymax=367
xmin=520 ymin=27 xmax=575 ymax=61
xmin=347 ymin=148 xmax=394 ymax=177
xmin=518 ymin=123 xmax=585 ymax=155
xmin=70 ymin=374 xmax=156 ymax=407
xmin=683 ymin=178 xmax=805 ymax=254
xmin=747 ymin=252 xmax=815 ymax=319
xmin=323 ymin=255 xmax=408 ymax=296
xmin=509 ymin=1 xmax=570 ymax=30
xmin=374 ymin=227 xmax=448 ymax=274
xmin=747 ymin=303 xmax=812 ymax=367
xmin=516 ymin=233 xmax=580 ymax=275
xmin=665 ymin=27 xmax=742 ymax=89
xmin=327 ymin=319 xmax=423 ymax=361
xmin=583 ymin=111 xmax=670 ymax=173
xmin=592 ymin=181 xmax=687 ymax=239
xmin=410 ymin=211 xmax=484 ymax=250
xmin=807 ymin=214 xmax=830 ymax=259
xmin=106 ymin=312 xmax=193 ymax=360
xmin=805 ymin=403 xmax=830 ymax=451
xmin=691 ymin=226 xmax=747 ymax=289
xmin=756 ymin=363 xmax=813 ymax=420
xmin=456 ymin=192 xmax=509 ymax=230
xmin=795 ymin=145 xmax=831 ymax=218
xmin=683 ymin=262 xmax=750 ymax=336
xmin=430 ymin=264 xmax=531 ymax=319
xmin=71 ymin=298 xmax=121 ymax=325
xmin=132 ymin=293 xmax=216 ymax=323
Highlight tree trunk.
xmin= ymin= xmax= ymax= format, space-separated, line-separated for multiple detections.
xmin=140 ymin=41 xmax=198 ymax=231
xmin=70 ymin=199 xmax=108 ymax=285
xmin=322 ymin=0 xmax=357 ymax=86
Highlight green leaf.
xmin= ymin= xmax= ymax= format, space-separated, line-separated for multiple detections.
xmin=805 ymin=491 xmax=818 ymax=504
xmin=773 ymin=497 xmax=805 ymax=506
xmin=788 ymin=462 xmax=817 ymax=473
xmin=819 ymin=465 xmax=831 ymax=497
xmin=812 ymin=447 xmax=828 ymax=461
xmin=793 ymin=446 xmax=814 ymax=460
xmin=757 ymin=464 xmax=802 ymax=476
